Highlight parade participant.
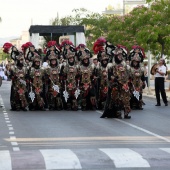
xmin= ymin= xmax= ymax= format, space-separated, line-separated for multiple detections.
xmin=79 ymin=51 xmax=97 ymax=111
xmin=28 ymin=54 xmax=46 ymax=111
xmin=60 ymin=40 xmax=76 ymax=60
xmin=44 ymin=41 xmax=61 ymax=62
xmin=61 ymin=48 xmax=80 ymax=111
xmin=3 ymin=46 xmax=29 ymax=111
xmin=22 ymin=42 xmax=41 ymax=64
xmin=128 ymin=44 xmax=145 ymax=63
xmin=129 ymin=53 xmax=146 ymax=110
xmin=101 ymin=44 xmax=131 ymax=119
xmin=128 ymin=44 xmax=146 ymax=108
xmin=45 ymin=53 xmax=63 ymax=110
xmin=97 ymin=56 xmax=110 ymax=110
xmin=92 ymin=41 xmax=110 ymax=110
xmin=152 ymin=58 xmax=168 ymax=106
xmin=91 ymin=57 xmax=100 ymax=109
xmin=76 ymin=44 xmax=93 ymax=63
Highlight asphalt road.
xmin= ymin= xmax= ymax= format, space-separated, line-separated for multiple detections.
xmin=0 ymin=80 xmax=170 ymax=170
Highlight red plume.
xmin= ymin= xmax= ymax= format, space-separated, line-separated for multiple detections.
xmin=21 ymin=42 xmax=33 ymax=54
xmin=60 ymin=40 xmax=73 ymax=48
xmin=117 ymin=44 xmax=128 ymax=54
xmin=76 ymin=44 xmax=86 ymax=50
xmin=132 ymin=45 xmax=146 ymax=58
xmin=93 ymin=37 xmax=106 ymax=54
xmin=2 ymin=42 xmax=13 ymax=54
xmin=47 ymin=41 xmax=57 ymax=48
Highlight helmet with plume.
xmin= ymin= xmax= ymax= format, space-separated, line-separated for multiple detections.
xmin=2 ymin=42 xmax=13 ymax=54
xmin=93 ymin=37 xmax=111 ymax=62
xmin=128 ymin=45 xmax=145 ymax=62
xmin=60 ymin=40 xmax=76 ymax=59
xmin=21 ymin=42 xmax=33 ymax=57
xmin=44 ymin=41 xmax=61 ymax=61
xmin=76 ymin=43 xmax=92 ymax=61
xmin=10 ymin=46 xmax=24 ymax=61
xmin=114 ymin=44 xmax=128 ymax=60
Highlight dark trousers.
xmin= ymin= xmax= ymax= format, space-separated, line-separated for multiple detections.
xmin=144 ymin=77 xmax=148 ymax=87
xmin=155 ymin=77 xmax=168 ymax=104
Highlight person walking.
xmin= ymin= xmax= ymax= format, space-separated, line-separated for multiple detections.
xmin=144 ymin=62 xmax=148 ymax=87
xmin=154 ymin=58 xmax=168 ymax=106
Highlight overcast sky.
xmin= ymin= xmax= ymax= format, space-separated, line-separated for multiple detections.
xmin=0 ymin=0 xmax=121 ymax=38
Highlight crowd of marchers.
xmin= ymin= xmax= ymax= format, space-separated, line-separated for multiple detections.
xmin=2 ymin=37 xmax=147 ymax=119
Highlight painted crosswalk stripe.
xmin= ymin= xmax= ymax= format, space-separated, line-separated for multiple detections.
xmin=40 ymin=149 xmax=82 ymax=169
xmin=100 ymin=148 xmax=150 ymax=168
xmin=0 ymin=151 xmax=12 ymax=170
xmin=160 ymin=148 xmax=170 ymax=154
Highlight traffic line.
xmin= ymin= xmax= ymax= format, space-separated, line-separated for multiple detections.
xmin=160 ymin=148 xmax=170 ymax=154
xmin=100 ymin=148 xmax=150 ymax=168
xmin=0 ymin=95 xmax=20 ymax=151
xmin=40 ymin=149 xmax=82 ymax=169
xmin=97 ymin=110 xmax=170 ymax=143
xmin=0 ymin=151 xmax=12 ymax=170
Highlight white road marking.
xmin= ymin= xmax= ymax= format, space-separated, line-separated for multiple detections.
xmin=97 ymin=110 xmax=170 ymax=143
xmin=160 ymin=148 xmax=170 ymax=154
xmin=0 ymin=150 xmax=12 ymax=170
xmin=100 ymin=148 xmax=150 ymax=168
xmin=40 ymin=149 xmax=82 ymax=169
xmin=13 ymin=147 xmax=20 ymax=151
xmin=7 ymin=124 xmax=12 ymax=127
xmin=10 ymin=136 xmax=16 ymax=140
xmin=8 ymin=127 xmax=13 ymax=130
xmin=11 ymin=142 xmax=18 ymax=146
xmin=9 ymin=132 xmax=14 ymax=135
xmin=0 ymin=96 xmax=20 ymax=152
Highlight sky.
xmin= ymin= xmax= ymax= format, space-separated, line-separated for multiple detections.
xmin=0 ymin=0 xmax=120 ymax=38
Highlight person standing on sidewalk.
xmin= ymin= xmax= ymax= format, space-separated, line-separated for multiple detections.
xmin=154 ymin=58 xmax=168 ymax=106
xmin=144 ymin=62 xmax=148 ymax=87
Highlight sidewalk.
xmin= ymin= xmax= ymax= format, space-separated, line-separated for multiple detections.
xmin=143 ymin=80 xmax=170 ymax=100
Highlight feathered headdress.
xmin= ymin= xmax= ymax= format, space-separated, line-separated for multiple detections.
xmin=76 ymin=43 xmax=92 ymax=61
xmin=60 ymin=40 xmax=76 ymax=59
xmin=93 ymin=37 xmax=107 ymax=54
xmin=76 ymin=44 xmax=86 ymax=50
xmin=60 ymin=40 xmax=73 ymax=48
xmin=2 ymin=42 xmax=13 ymax=54
xmin=129 ymin=45 xmax=145 ymax=62
xmin=21 ymin=42 xmax=33 ymax=57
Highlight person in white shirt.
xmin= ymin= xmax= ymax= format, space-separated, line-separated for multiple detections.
xmin=154 ymin=58 xmax=168 ymax=106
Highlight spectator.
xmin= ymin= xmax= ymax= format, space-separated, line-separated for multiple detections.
xmin=154 ymin=58 xmax=168 ymax=106
xmin=144 ymin=62 xmax=148 ymax=87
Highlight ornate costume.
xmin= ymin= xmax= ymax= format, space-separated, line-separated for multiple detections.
xmin=4 ymin=45 xmax=29 ymax=111
xmin=101 ymin=43 xmax=131 ymax=119
xmin=79 ymin=52 xmax=96 ymax=111
xmin=60 ymin=43 xmax=80 ymax=111
xmin=45 ymin=54 xmax=63 ymax=110
xmin=129 ymin=45 xmax=146 ymax=110
xmin=28 ymin=55 xmax=45 ymax=111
